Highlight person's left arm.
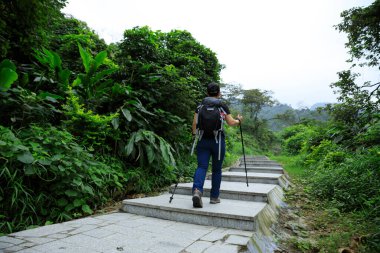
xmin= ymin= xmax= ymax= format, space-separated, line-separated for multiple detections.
xmin=225 ymin=114 xmax=242 ymax=126
xmin=222 ymin=103 xmax=243 ymax=126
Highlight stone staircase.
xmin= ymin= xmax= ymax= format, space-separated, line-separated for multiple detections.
xmin=121 ymin=156 xmax=289 ymax=235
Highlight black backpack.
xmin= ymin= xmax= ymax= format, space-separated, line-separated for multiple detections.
xmin=197 ymin=98 xmax=224 ymax=138
xmin=191 ymin=97 xmax=226 ymax=160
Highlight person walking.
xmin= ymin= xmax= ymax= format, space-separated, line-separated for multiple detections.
xmin=191 ymin=82 xmax=243 ymax=208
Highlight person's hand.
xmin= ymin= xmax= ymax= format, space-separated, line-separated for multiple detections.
xmin=237 ymin=114 xmax=243 ymax=123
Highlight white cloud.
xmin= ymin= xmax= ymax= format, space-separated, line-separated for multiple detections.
xmin=63 ymin=0 xmax=378 ymax=108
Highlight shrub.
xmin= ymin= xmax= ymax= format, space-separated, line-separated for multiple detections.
xmin=0 ymin=125 xmax=127 ymax=234
xmin=282 ymin=125 xmax=318 ymax=155
xmin=309 ymin=147 xmax=380 ymax=215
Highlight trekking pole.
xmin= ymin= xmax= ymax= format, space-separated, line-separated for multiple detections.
xmin=169 ymin=168 xmax=182 ymax=203
xmin=169 ymin=182 xmax=178 ymax=203
xmin=239 ymin=120 xmax=249 ymax=187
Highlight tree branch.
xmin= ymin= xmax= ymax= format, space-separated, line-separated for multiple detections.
xmin=361 ymin=81 xmax=380 ymax=88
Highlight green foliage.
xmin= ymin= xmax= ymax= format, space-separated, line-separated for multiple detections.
xmin=355 ymin=120 xmax=380 ymax=147
xmin=49 ymin=17 xmax=107 ymax=72
xmin=0 ymin=86 xmax=61 ymax=128
xmin=305 ymin=140 xmax=343 ymax=166
xmin=1 ymin=5 xmax=230 ymax=235
xmin=281 ymin=124 xmax=318 ymax=155
xmin=273 ymin=2 xmax=380 ymax=250
xmin=336 ymin=0 xmax=380 ymax=68
xmin=0 ymin=125 xmax=127 ymax=233
xmin=62 ymin=91 xmax=118 ymax=151
xmin=329 ymin=71 xmax=379 ymax=143
xmin=125 ymin=129 xmax=176 ymax=168
xmin=242 ymin=89 xmax=275 ymax=121
xmin=73 ymin=45 xmax=118 ymax=108
xmin=0 ymin=0 xmax=67 ymax=62
xmin=116 ymin=26 xmax=222 ymax=146
xmin=0 ymin=59 xmax=18 ymax=91
xmin=223 ymin=125 xmax=261 ymax=167
xmin=33 ymin=48 xmax=71 ymax=94
xmin=309 ymin=147 xmax=380 ymax=215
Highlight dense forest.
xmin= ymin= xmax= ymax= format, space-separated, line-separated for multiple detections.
xmin=0 ymin=0 xmax=379 ymax=252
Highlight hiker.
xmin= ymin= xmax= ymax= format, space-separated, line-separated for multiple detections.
xmin=191 ymin=82 xmax=243 ymax=208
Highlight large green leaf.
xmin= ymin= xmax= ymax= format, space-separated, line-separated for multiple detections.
xmin=78 ymin=44 xmax=92 ymax=73
xmin=58 ymin=69 xmax=71 ymax=87
xmin=83 ymin=185 xmax=94 ymax=195
xmin=121 ymin=108 xmax=132 ymax=122
xmin=0 ymin=59 xmax=16 ymax=71
xmin=57 ymin=198 xmax=68 ymax=207
xmin=65 ymin=190 xmax=78 ymax=197
xmin=111 ymin=117 xmax=119 ymax=130
xmin=17 ymin=152 xmax=34 ymax=164
xmin=24 ymin=166 xmax=36 ymax=175
xmin=72 ymin=75 xmax=83 ymax=86
xmin=38 ymin=92 xmax=64 ymax=100
xmin=125 ymin=132 xmax=136 ymax=156
xmin=159 ymin=139 xmax=170 ymax=164
xmin=82 ymin=204 xmax=93 ymax=214
xmin=135 ymin=130 xmax=144 ymax=143
xmin=94 ymin=51 xmax=107 ymax=69
xmin=0 ymin=68 xmax=18 ymax=91
xmin=52 ymin=51 xmax=62 ymax=70
xmin=91 ymin=68 xmax=117 ymax=85
xmin=73 ymin=198 xmax=84 ymax=207
xmin=146 ymin=145 xmax=155 ymax=164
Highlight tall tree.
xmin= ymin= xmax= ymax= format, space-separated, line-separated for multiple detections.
xmin=329 ymin=0 xmax=380 ymax=144
xmin=221 ymin=82 xmax=243 ymax=107
xmin=337 ymin=0 xmax=380 ymax=69
xmin=242 ymin=89 xmax=275 ymax=122
xmin=49 ymin=16 xmax=107 ymax=72
xmin=116 ymin=26 xmax=223 ymax=144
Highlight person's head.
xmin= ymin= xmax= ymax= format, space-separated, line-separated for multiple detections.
xmin=207 ymin=82 xmax=220 ymax=97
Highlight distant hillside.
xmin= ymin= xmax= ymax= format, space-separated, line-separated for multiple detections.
xmin=258 ymin=103 xmax=330 ymax=132
xmin=310 ymin=102 xmax=331 ymax=110
xmin=228 ymin=99 xmax=331 ymax=132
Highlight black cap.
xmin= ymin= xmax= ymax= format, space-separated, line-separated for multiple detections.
xmin=207 ymin=82 xmax=220 ymax=96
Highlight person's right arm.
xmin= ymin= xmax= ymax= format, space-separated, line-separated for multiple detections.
xmin=192 ymin=113 xmax=197 ymax=135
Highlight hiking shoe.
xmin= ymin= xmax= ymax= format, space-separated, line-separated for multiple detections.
xmin=210 ymin=197 xmax=220 ymax=204
xmin=192 ymin=189 xmax=203 ymax=208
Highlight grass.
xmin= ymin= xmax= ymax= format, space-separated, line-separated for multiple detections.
xmin=268 ymin=154 xmax=379 ymax=253
xmin=268 ymin=154 xmax=307 ymax=178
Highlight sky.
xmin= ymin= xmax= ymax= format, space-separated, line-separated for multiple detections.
xmin=62 ymin=0 xmax=378 ymax=108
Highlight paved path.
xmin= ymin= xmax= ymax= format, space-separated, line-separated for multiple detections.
xmin=1 ymin=211 xmax=275 ymax=253
xmin=0 ymin=156 xmax=285 ymax=253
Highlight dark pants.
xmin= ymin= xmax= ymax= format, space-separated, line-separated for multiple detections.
xmin=192 ymin=137 xmax=226 ymax=198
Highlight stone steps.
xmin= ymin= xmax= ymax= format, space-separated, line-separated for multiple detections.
xmin=171 ymin=180 xmax=278 ymax=203
xmin=229 ymin=166 xmax=284 ymax=174
xmin=211 ymin=171 xmax=289 ymax=188
xmin=121 ymin=194 xmax=268 ymax=231
xmin=238 ymin=162 xmax=282 ymax=167
xmin=122 ymin=155 xmax=285 ymax=233
xmin=239 ymin=156 xmax=269 ymax=161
